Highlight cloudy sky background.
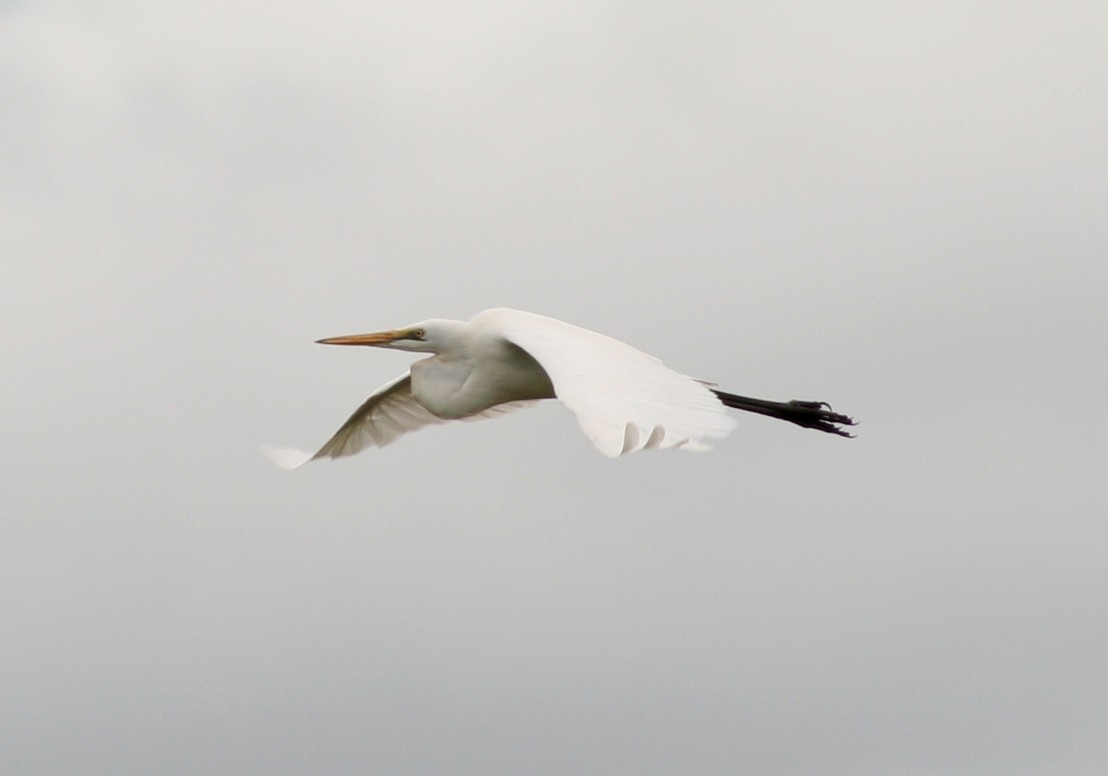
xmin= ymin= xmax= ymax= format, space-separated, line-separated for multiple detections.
xmin=3 ymin=1 xmax=1106 ymax=773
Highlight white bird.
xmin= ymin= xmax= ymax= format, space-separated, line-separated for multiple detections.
xmin=264 ymin=308 xmax=854 ymax=468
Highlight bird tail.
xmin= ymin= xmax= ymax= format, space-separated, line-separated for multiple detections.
xmin=712 ymin=391 xmax=856 ymax=437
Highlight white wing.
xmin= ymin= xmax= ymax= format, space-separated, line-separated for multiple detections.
xmin=474 ymin=308 xmax=735 ymax=457
xmin=264 ymin=373 xmax=536 ymax=469
xmin=263 ymin=374 xmax=439 ymax=469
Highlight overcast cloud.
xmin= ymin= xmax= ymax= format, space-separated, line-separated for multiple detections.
xmin=3 ymin=2 xmax=1107 ymax=774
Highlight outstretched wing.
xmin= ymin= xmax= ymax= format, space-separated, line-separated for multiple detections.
xmin=263 ymin=373 xmax=536 ymax=469
xmin=263 ymin=374 xmax=442 ymax=469
xmin=475 ymin=308 xmax=735 ymax=457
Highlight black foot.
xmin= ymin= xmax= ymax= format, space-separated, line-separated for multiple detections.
xmin=787 ymin=400 xmax=857 ymax=437
xmin=712 ymin=390 xmax=858 ymax=437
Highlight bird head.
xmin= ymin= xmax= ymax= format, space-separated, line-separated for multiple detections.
xmin=316 ymin=320 xmax=464 ymax=353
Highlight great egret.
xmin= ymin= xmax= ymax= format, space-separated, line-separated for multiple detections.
xmin=264 ymin=308 xmax=854 ymax=468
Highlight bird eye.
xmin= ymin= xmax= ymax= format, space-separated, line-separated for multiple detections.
xmin=409 ymin=328 xmax=425 ymax=340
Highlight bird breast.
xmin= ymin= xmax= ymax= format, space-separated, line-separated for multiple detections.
xmin=409 ymin=340 xmax=554 ymax=419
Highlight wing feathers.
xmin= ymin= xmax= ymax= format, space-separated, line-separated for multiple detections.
xmin=475 ymin=308 xmax=735 ymax=456
xmin=312 ymin=375 xmax=443 ymax=459
xmin=261 ymin=375 xmax=444 ymax=468
xmin=264 ymin=373 xmax=539 ymax=468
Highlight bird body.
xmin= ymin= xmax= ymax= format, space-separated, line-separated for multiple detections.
xmin=265 ymin=308 xmax=854 ymax=468
xmin=407 ymin=315 xmax=555 ymax=418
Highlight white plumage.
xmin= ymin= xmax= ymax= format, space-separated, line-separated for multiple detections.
xmin=265 ymin=308 xmax=854 ymax=468
xmin=483 ymin=309 xmax=733 ymax=456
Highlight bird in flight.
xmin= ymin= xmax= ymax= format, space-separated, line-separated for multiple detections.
xmin=264 ymin=308 xmax=854 ymax=468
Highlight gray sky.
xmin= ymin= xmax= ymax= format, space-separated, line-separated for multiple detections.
xmin=3 ymin=1 xmax=1107 ymax=774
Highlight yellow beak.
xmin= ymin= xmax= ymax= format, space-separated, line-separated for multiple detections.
xmin=315 ymin=330 xmax=407 ymax=346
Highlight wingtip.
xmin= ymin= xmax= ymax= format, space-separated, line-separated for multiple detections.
xmin=261 ymin=445 xmax=314 ymax=470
